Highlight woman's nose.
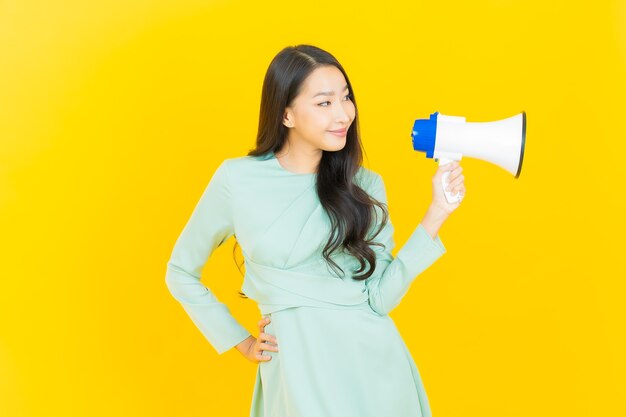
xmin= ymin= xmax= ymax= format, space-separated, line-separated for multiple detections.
xmin=334 ymin=107 xmax=351 ymax=124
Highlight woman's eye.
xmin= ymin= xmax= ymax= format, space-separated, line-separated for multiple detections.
xmin=318 ymin=94 xmax=353 ymax=107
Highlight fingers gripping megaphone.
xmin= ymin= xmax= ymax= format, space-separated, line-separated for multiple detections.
xmin=411 ymin=111 xmax=527 ymax=204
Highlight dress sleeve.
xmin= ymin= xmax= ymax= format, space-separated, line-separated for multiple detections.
xmin=364 ymin=173 xmax=447 ymax=316
xmin=165 ymin=160 xmax=252 ymax=355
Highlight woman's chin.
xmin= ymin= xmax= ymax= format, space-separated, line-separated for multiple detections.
xmin=322 ymin=137 xmax=347 ymax=151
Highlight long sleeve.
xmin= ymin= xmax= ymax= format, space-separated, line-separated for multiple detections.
xmin=165 ymin=160 xmax=252 ymax=355
xmin=364 ymin=173 xmax=447 ymax=316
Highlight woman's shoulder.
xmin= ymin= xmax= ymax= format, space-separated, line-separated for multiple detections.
xmin=219 ymin=153 xmax=272 ymax=176
xmin=354 ymin=165 xmax=382 ymax=190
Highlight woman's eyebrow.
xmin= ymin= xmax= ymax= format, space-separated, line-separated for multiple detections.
xmin=312 ymin=84 xmax=349 ymax=98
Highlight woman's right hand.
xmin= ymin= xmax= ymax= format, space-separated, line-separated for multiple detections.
xmin=430 ymin=160 xmax=466 ymax=216
xmin=237 ymin=316 xmax=279 ymax=363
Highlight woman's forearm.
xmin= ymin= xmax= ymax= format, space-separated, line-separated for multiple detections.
xmin=420 ymin=205 xmax=450 ymax=239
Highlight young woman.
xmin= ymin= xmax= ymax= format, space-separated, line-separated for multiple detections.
xmin=165 ymin=44 xmax=465 ymax=417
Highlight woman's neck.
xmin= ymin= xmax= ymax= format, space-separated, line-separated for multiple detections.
xmin=274 ymin=143 xmax=322 ymax=175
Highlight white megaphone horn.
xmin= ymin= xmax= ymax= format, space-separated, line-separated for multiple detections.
xmin=411 ymin=111 xmax=527 ymax=204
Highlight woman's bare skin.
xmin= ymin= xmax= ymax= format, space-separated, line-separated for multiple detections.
xmin=236 ymin=317 xmax=279 ymax=363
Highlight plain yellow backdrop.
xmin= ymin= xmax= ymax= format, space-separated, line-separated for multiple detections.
xmin=1 ymin=0 xmax=625 ymax=416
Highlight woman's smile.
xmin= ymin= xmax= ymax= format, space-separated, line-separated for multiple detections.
xmin=328 ymin=128 xmax=347 ymax=137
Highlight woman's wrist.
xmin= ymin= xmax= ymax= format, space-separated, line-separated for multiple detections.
xmin=235 ymin=335 xmax=255 ymax=355
xmin=420 ymin=205 xmax=450 ymax=239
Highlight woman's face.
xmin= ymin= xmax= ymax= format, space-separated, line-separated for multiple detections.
xmin=283 ymin=65 xmax=356 ymax=152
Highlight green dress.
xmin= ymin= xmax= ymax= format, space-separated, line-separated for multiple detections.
xmin=165 ymin=151 xmax=447 ymax=417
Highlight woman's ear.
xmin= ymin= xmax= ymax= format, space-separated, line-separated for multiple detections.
xmin=283 ymin=109 xmax=293 ymax=128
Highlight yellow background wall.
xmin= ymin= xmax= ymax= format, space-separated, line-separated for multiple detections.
xmin=1 ymin=0 xmax=624 ymax=415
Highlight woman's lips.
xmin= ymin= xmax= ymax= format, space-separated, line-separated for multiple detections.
xmin=328 ymin=129 xmax=347 ymax=137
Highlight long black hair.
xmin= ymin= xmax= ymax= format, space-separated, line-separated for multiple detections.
xmin=235 ymin=44 xmax=389 ymax=297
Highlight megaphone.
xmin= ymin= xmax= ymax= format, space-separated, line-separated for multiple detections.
xmin=411 ymin=111 xmax=526 ymax=204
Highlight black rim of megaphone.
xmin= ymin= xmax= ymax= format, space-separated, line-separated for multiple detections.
xmin=515 ymin=111 xmax=526 ymax=178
